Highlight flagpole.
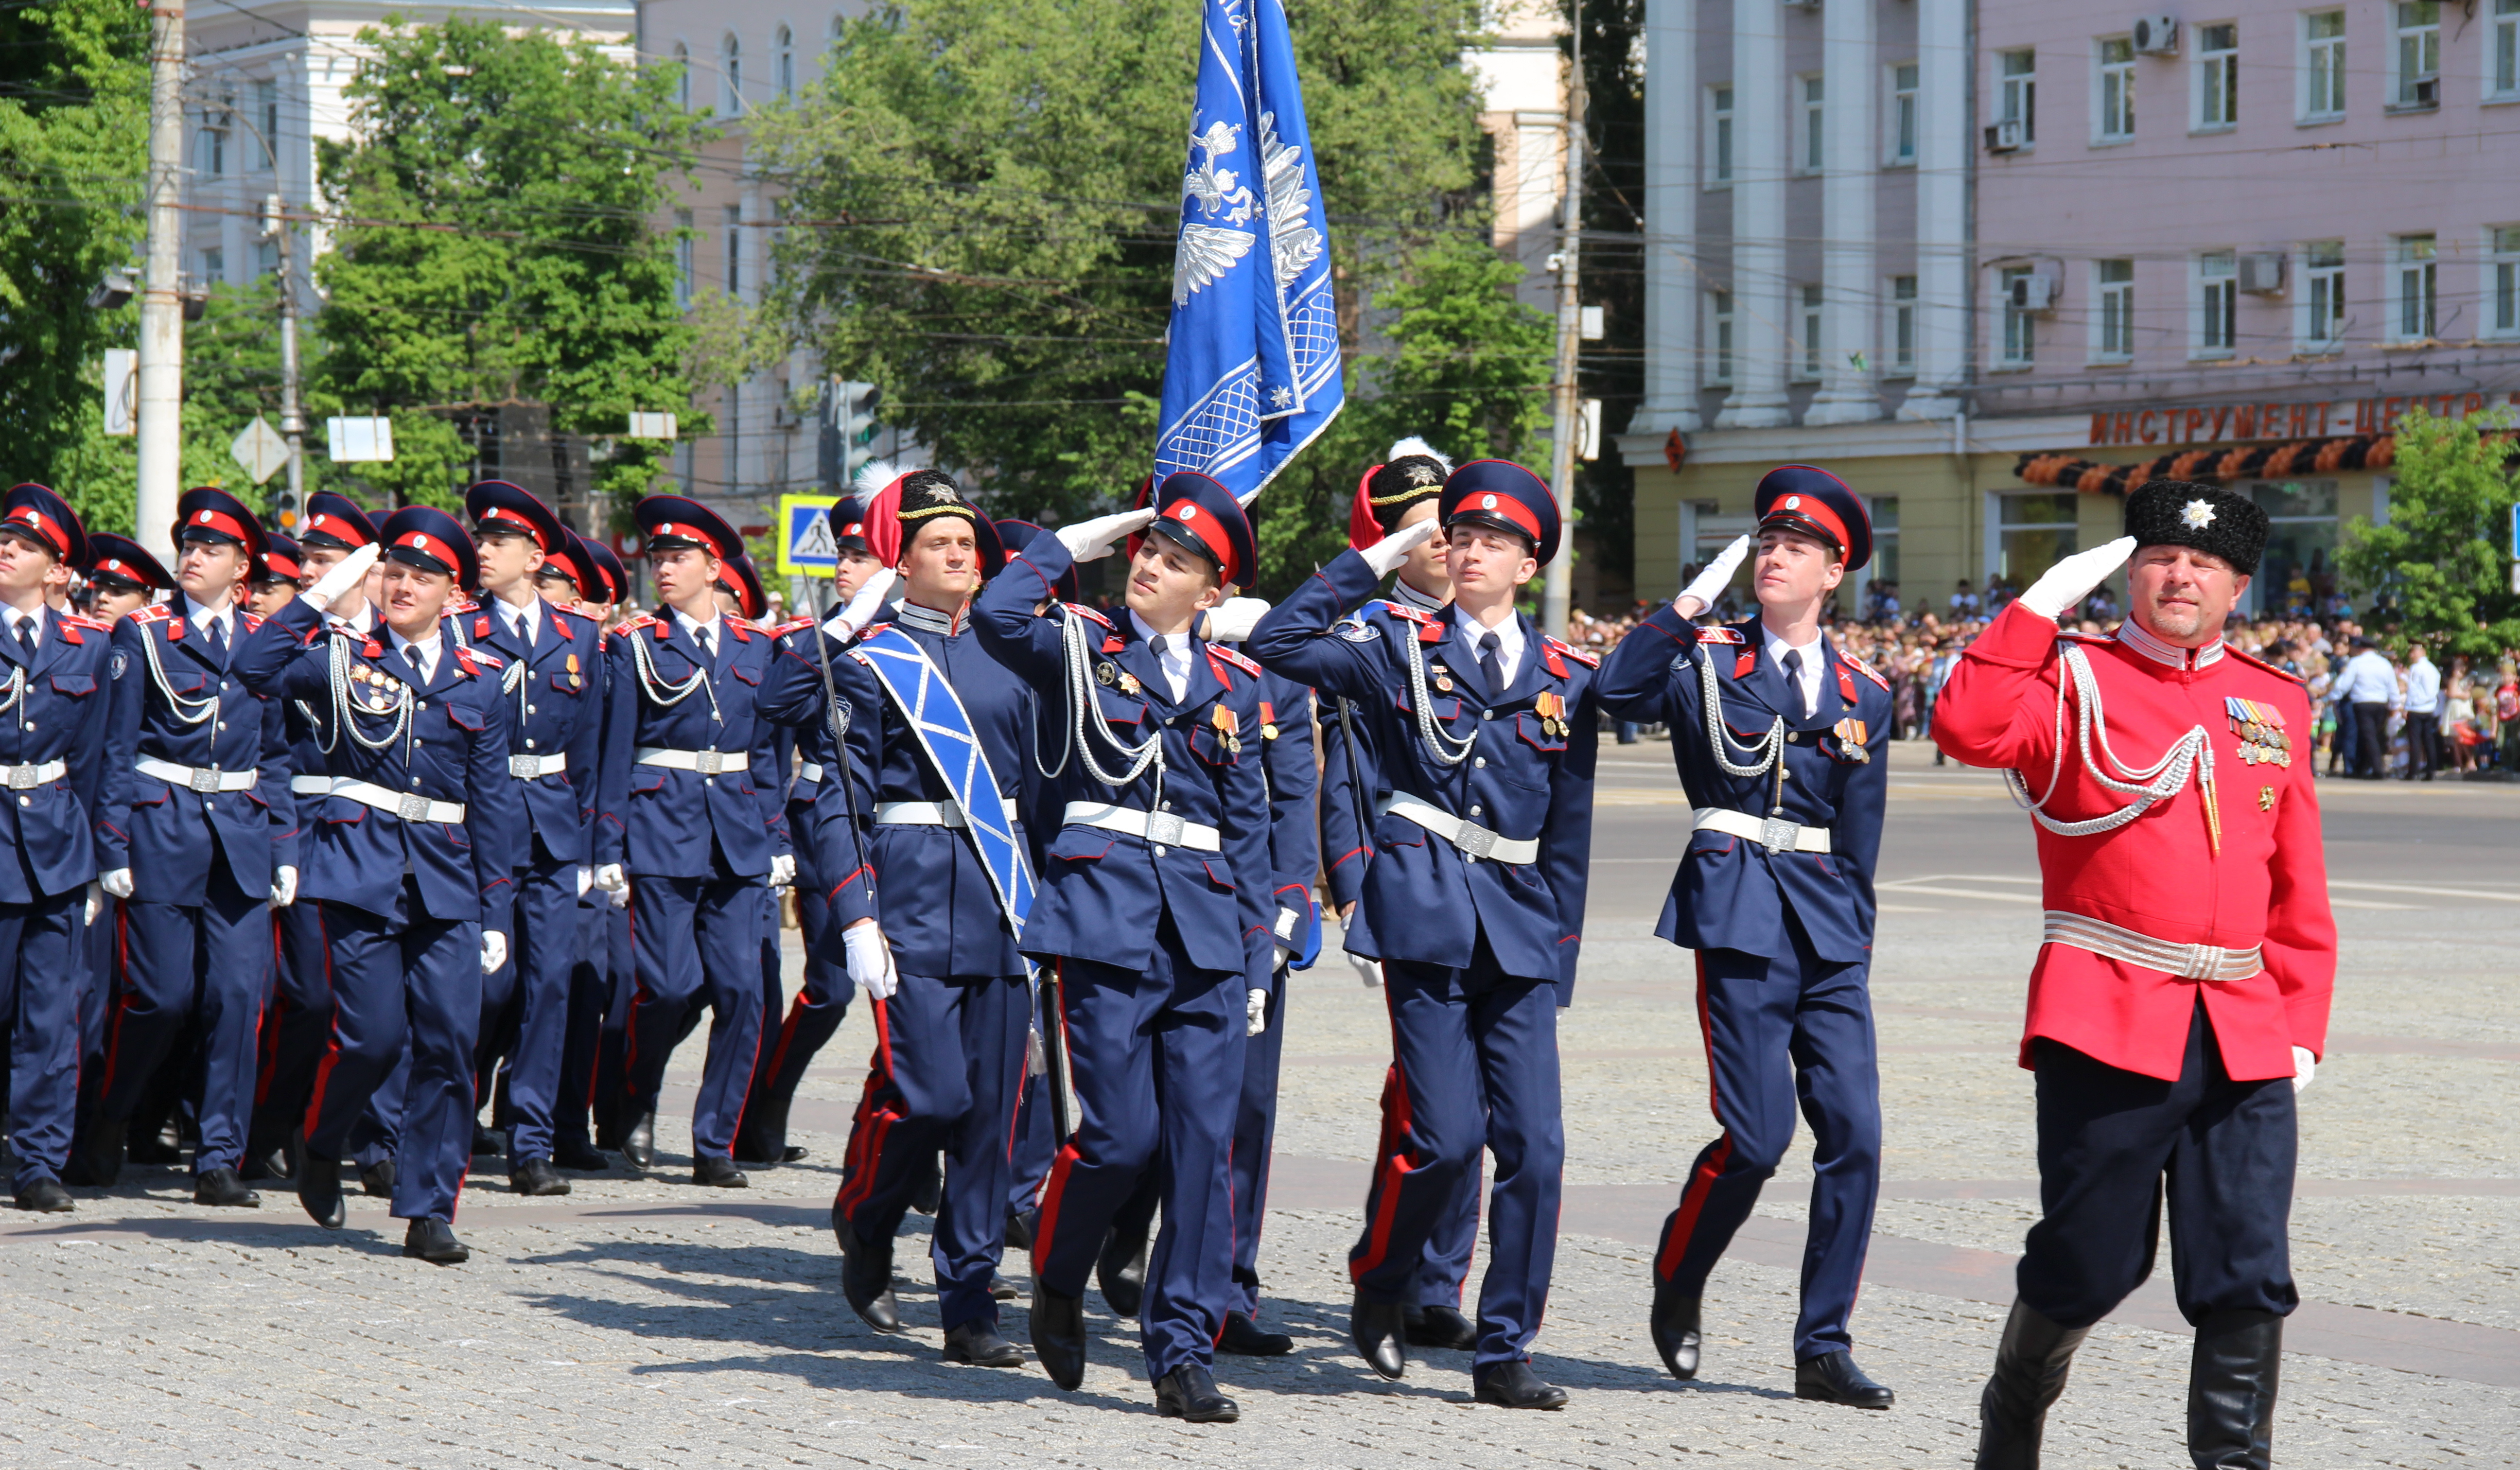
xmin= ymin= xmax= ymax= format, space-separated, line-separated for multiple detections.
xmin=1541 ymin=2 xmax=1585 ymax=639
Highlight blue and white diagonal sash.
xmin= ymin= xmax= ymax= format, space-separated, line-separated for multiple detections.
xmin=850 ymin=625 xmax=1035 ymax=938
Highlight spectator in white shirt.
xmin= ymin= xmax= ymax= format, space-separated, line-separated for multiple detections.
xmin=2402 ymin=642 xmax=2442 ymax=781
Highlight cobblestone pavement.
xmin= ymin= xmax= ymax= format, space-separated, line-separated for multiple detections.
xmin=3 ymin=745 xmax=2516 ymax=1466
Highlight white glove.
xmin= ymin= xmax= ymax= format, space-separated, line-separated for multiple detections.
xmin=821 ymin=567 xmax=897 ymax=643
xmin=304 ymin=542 xmax=381 ymax=611
xmin=270 ymin=866 xmax=298 ymax=909
xmin=1359 ymin=517 xmax=1439 ymax=579
xmin=1202 ymin=596 xmax=1270 ymax=644
xmin=593 ymin=862 xmax=627 ymax=894
xmin=480 ymin=929 xmax=508 ymax=974
xmin=607 ymin=881 xmax=630 ymax=909
xmin=843 ymin=920 xmax=898 ymax=999
xmin=576 ymin=865 xmax=593 ymax=898
xmin=2292 ymin=1044 xmax=2317 ymax=1095
xmin=1056 ymin=508 xmax=1158 ymax=565
xmin=770 ymin=853 xmax=795 ymax=891
xmin=100 ymin=867 xmax=133 ymax=900
xmin=1349 ymin=952 xmax=1382 ymax=988
xmin=2019 ymin=536 xmax=2136 ymax=622
xmin=1675 ymin=534 xmax=1751 ymax=618
xmin=84 ymin=881 xmax=102 ymax=927
xmin=1246 ymin=987 xmax=1269 ymax=1037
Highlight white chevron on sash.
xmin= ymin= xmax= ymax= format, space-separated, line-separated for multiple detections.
xmin=851 ymin=626 xmax=1035 ymax=937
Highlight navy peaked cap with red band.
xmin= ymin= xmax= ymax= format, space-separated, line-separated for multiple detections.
xmin=465 ymin=479 xmax=567 ymax=554
xmin=995 ymin=518 xmax=1079 ymax=603
xmin=635 ymin=494 xmax=740 ymax=562
xmin=175 ymin=486 xmax=267 ymax=560
xmin=1753 ymin=464 xmax=1871 ymax=572
xmin=378 ymin=506 xmax=477 ymax=589
xmin=831 ymin=493 xmax=872 ymax=554
xmin=1439 ymin=459 xmax=1560 ymax=566
xmin=538 ymin=532 xmax=596 ymax=601
xmin=1147 ymin=472 xmax=1254 ymax=590
xmin=715 ymin=552 xmax=769 ymax=620
xmin=0 ymin=483 xmax=87 ymax=566
xmin=84 ymin=533 xmax=171 ymax=592
xmin=298 ymin=491 xmax=378 ymax=553
xmin=582 ymin=536 xmax=630 ymax=605
xmin=255 ymin=533 xmax=304 ymax=585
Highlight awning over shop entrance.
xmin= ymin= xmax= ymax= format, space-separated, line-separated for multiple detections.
xmin=2015 ymin=434 xmax=2398 ymax=495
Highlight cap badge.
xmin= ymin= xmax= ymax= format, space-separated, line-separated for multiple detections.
xmin=1481 ymin=493 xmax=1498 ymax=509
xmin=2181 ymin=499 xmax=2217 ymax=529
xmin=1786 ymin=495 xmax=1802 ymax=509
xmin=1177 ymin=504 xmax=1198 ymax=522
xmin=194 ymin=510 xmax=212 ymax=524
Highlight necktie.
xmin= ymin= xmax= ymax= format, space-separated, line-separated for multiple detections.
xmin=1478 ymin=631 xmax=1504 ymax=697
xmin=1782 ymin=648 xmax=1808 ymax=718
xmin=699 ymin=625 xmax=717 ymax=664
xmin=510 ymin=610 xmax=531 ymax=648
xmin=405 ymin=644 xmax=426 ymax=682
xmin=206 ymin=616 xmax=227 ymax=666
xmin=12 ymin=614 xmax=32 ymax=660
xmin=1146 ymin=636 xmax=1169 ymax=697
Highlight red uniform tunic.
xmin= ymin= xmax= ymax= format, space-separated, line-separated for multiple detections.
xmin=1933 ymin=603 xmax=2336 ymax=1082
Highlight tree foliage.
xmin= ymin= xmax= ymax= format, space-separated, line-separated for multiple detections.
xmin=2338 ymin=406 xmax=2520 ymax=658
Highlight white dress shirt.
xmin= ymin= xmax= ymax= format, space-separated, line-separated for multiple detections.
xmin=497 ymin=592 xmax=540 ymax=648
xmin=1128 ymin=610 xmax=1193 ymax=701
xmin=182 ymin=594 xmax=235 ymax=648
xmin=1763 ymin=626 xmax=1826 ymax=717
xmin=388 ymin=626 xmax=444 ymax=685
xmin=2337 ymin=649 xmax=2397 ymax=705
xmin=672 ymin=606 xmax=723 ymax=657
xmin=1453 ymin=605 xmax=1525 ymax=691
xmin=0 ymin=603 xmax=43 ymax=651
xmin=2403 ymin=655 xmax=2440 ymax=716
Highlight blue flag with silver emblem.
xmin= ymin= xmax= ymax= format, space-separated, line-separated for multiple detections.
xmin=849 ymin=628 xmax=1035 ymax=938
xmin=1154 ymin=0 xmax=1343 ymax=503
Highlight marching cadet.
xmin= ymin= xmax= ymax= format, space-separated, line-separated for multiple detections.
xmin=81 ymin=535 xmax=171 ymax=622
xmin=461 ymin=481 xmax=606 ymax=1197
xmin=0 ymin=487 xmax=114 ymax=1212
xmin=234 ymin=511 xmax=524 ymax=1263
xmin=1593 ymin=466 xmax=1896 ymax=1409
xmin=1244 ymin=458 xmax=1598 ymax=1411
xmin=737 ymin=496 xmax=881 ymax=1167
xmin=247 ymin=535 xmax=302 ymax=619
xmin=81 ymin=487 xmax=295 ymax=1207
xmin=1934 ymin=482 xmax=2334 ymax=1470
xmin=766 ymin=469 xmax=1036 ymax=1368
xmin=555 ymin=535 xmax=631 ymax=1171
xmin=591 ymin=497 xmax=791 ymax=1187
xmin=971 ymin=473 xmax=1275 ymax=1424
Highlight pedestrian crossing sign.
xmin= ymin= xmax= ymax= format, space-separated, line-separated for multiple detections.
xmin=777 ymin=494 xmax=842 ymax=577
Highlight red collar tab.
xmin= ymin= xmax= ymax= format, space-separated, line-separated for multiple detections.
xmin=453 ymin=646 xmax=480 ymax=678
xmin=1734 ymin=650 xmax=1757 ymax=679
xmin=362 ymin=639 xmax=384 ymax=659
xmin=474 ymin=615 xmax=492 ymax=640
xmin=1838 ymin=665 xmax=1858 ymax=703
xmin=57 ymin=619 xmax=79 ymax=646
xmin=1540 ymin=639 xmax=1569 ymax=680
xmin=1102 ymin=634 xmax=1125 ymax=655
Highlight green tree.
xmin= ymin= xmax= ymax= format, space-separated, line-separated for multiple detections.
xmin=314 ymin=17 xmax=709 ymax=514
xmin=2338 ymin=406 xmax=2520 ymax=658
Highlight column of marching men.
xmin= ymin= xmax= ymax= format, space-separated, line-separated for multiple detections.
xmin=0 ymin=451 xmax=2331 ymax=1465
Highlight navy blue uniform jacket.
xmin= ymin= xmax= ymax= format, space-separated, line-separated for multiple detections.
xmin=0 ymin=609 xmax=115 ymax=901
xmin=594 ymin=613 xmax=790 ymax=880
xmin=464 ymin=600 xmax=606 ymax=868
xmin=1254 ymin=668 xmax=1319 ymax=961
xmin=100 ymin=606 xmax=295 ymax=904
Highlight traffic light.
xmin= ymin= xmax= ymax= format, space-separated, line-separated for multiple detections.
xmin=268 ymin=486 xmax=303 ymax=533
xmin=819 ymin=378 xmax=882 ymax=491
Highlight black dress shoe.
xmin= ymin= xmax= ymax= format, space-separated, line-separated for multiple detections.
xmin=298 ymin=1155 xmax=346 ymax=1230
xmin=1796 ymin=1350 xmax=1895 ymax=1409
xmin=691 ymin=1155 xmax=750 ymax=1189
xmin=1405 ymin=1303 xmax=1479 ymax=1351
xmin=359 ymin=1159 xmax=396 ymax=1197
xmin=1096 ymin=1227 xmax=1150 ymax=1318
xmin=1473 ymin=1359 xmax=1571 ymax=1410
xmin=511 ymin=1157 xmax=572 ymax=1196
xmin=1030 ymin=1280 xmax=1087 ymax=1391
xmin=989 ymin=1273 xmax=1021 ymax=1301
xmin=781 ymin=1145 xmax=808 ymax=1162
xmin=471 ymin=1126 xmax=507 ymax=1157
xmin=1350 ymin=1297 xmax=1407 ymax=1380
xmin=126 ymin=1128 xmax=183 ymax=1166
xmin=15 ymin=1178 xmax=72 ymax=1212
xmin=192 ymin=1167 xmax=261 ymax=1208
xmin=72 ymin=1121 xmax=122 ymax=1188
xmin=1154 ymin=1364 xmax=1240 ymax=1423
xmin=239 ymin=1149 xmax=291 ymax=1183
xmin=1650 ymin=1280 xmax=1703 ymax=1380
xmin=836 ymin=1221 xmax=902 ymax=1331
xmin=943 ymin=1322 xmax=1027 ymax=1367
xmin=1003 ymin=1208 xmax=1036 ymax=1252
xmin=551 ymin=1138 xmax=611 ymax=1172
xmin=1218 ymin=1311 xmax=1293 ymax=1356
xmin=621 ymin=1111 xmax=657 ymax=1170
xmin=908 ymin=1155 xmax=942 ymax=1215
xmin=402 ymin=1217 xmax=471 ymax=1265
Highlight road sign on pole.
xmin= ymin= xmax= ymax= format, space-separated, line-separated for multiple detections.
xmin=230 ymin=415 xmax=289 ymax=485
xmin=777 ymin=494 xmax=841 ymax=577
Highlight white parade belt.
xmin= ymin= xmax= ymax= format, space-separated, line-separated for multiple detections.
xmin=1063 ymin=801 xmax=1222 ymax=853
xmin=323 ymin=777 xmax=466 ymax=824
xmin=796 ymin=762 xmax=827 ymax=784
xmin=1378 ymin=791 xmax=1540 ymax=865
xmin=634 ymin=746 xmax=748 ymax=775
xmin=290 ymin=774 xmax=330 ymax=795
xmin=135 ymin=757 xmax=257 ymax=793
xmin=0 ymin=759 xmax=66 ymax=789
xmin=2043 ymin=910 xmax=2263 ymax=982
xmin=507 ymin=752 xmax=565 ymax=779
xmin=879 ymin=796 xmax=1019 ymax=828
xmin=1692 ymin=806 xmax=1833 ymax=855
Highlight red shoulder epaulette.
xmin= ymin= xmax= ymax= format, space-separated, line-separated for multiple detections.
xmin=612 ymin=614 xmax=657 ymax=638
xmin=237 ymin=611 xmax=263 ymax=632
xmin=452 ymin=646 xmax=479 ymax=677
xmin=1377 ymin=600 xmax=1437 ymax=625
xmin=1845 ymin=656 xmax=1891 ymax=692
xmin=1698 ymin=626 xmax=1746 ymax=646
xmin=449 ymin=595 xmax=478 ymax=614
xmin=1068 ymin=604 xmax=1114 ymax=631
xmin=1206 ymin=644 xmax=1261 ymax=679
xmin=770 ymin=615 xmax=815 ymax=638
xmin=554 ymin=605 xmax=596 ymax=632
xmin=131 ymin=605 xmax=172 ymax=626
xmin=2226 ymin=646 xmax=2308 ymax=684
xmin=1545 ymin=635 xmax=1599 ymax=670
xmin=728 ymin=615 xmax=759 ymax=643
xmin=61 ymin=612 xmax=109 ymax=630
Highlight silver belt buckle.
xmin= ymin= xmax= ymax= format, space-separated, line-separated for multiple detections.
xmin=190 ymin=767 xmax=222 ymax=795
xmin=6 ymin=765 xmax=37 ymax=790
xmin=397 ymin=793 xmax=432 ymax=821
xmin=694 ymin=750 xmax=725 ymax=775
xmin=1455 ymin=822 xmax=1498 ymax=860
xmin=1760 ymin=815 xmax=1799 ymax=854
xmin=509 ymin=754 xmax=537 ymax=779
xmin=1144 ymin=810 xmax=1186 ymax=847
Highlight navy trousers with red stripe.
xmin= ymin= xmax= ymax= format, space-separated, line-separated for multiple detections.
xmin=1371 ymin=1063 xmax=1485 ymax=1309
xmin=1350 ymin=940 xmax=1562 ymax=1370
xmin=301 ymin=884 xmax=482 ymax=1222
xmin=1 ymin=889 xmax=88 ymax=1190
xmin=1030 ymin=927 xmax=1244 ymax=1382
xmin=481 ymin=856 xmax=583 ymax=1162
xmin=1655 ymin=927 xmax=1881 ymax=1362
xmin=622 ymin=872 xmax=766 ymax=1159
xmin=831 ymin=968 xmax=1026 ymax=1330
xmin=738 ymin=878 xmax=851 ymax=1160
xmin=561 ymin=896 xmax=632 ymax=1154
xmin=98 ymin=864 xmax=269 ymax=1175
xmin=249 ymin=897 xmax=338 ymax=1161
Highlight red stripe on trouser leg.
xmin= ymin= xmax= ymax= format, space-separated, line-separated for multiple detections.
xmin=830 ymin=995 xmax=898 ymax=1222
xmin=1655 ymin=1136 xmax=1732 ymax=1280
xmin=300 ymin=906 xmax=343 ymax=1139
xmin=1349 ymin=984 xmax=1421 ymax=1283
xmin=1025 ymin=961 xmax=1082 ymax=1266
xmin=98 ymin=905 xmax=133 ymax=1099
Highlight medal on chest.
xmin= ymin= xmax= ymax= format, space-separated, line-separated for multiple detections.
xmin=1535 ymin=689 xmax=1567 ymax=738
xmin=2225 ymin=697 xmax=2291 ymax=768
xmin=1210 ymin=702 xmax=1241 ymax=754
xmin=1831 ymin=716 xmax=1870 ymax=761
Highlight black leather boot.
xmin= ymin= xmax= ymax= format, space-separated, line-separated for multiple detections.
xmin=2188 ymin=1309 xmax=2281 ymax=1470
xmin=1975 ymin=1299 xmax=2094 ymax=1469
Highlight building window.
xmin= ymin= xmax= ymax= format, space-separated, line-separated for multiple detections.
xmin=675 ymin=209 xmax=695 ymax=308
xmin=2490 ymin=227 xmax=2520 ymax=336
xmin=1890 ymin=63 xmax=1919 ymax=163
xmin=254 ymin=80 xmax=279 ymax=169
xmin=1868 ymin=497 xmax=1901 ymax=591
xmin=194 ymin=121 xmax=226 ymax=175
xmin=1995 ymin=493 xmax=2079 ymax=586
xmin=1889 ymin=275 xmax=1917 ymax=374
xmin=1709 ymin=85 xmax=1733 ymax=185
xmin=2246 ymin=479 xmax=2341 ymax=616
xmin=1999 ymin=265 xmax=2036 ymax=367
xmin=2197 ymin=23 xmax=2238 ymax=128
xmin=1999 ymin=49 xmax=2036 ymax=142
xmin=2395 ymin=233 xmax=2436 ymax=339
xmin=2303 ymin=11 xmax=2346 ymax=119
xmin=2302 ymin=239 xmax=2346 ymax=346
xmin=1710 ymin=291 xmax=1734 ymax=383
xmin=1799 ymin=74 xmax=1825 ymax=173
xmin=775 ymin=24 xmax=794 ymax=99
xmin=2394 ymin=1 xmax=2439 ymax=106
xmin=256 ymin=240 xmax=278 ymax=277
xmin=196 ymin=246 xmax=224 ymax=284
xmin=673 ymin=42 xmax=692 ymax=109
xmin=2197 ymin=251 xmax=2238 ymax=356
xmin=2096 ymin=259 xmax=2135 ymax=361
xmin=2496 ymin=0 xmax=2520 ymax=97
xmin=1798 ymin=284 xmax=1824 ymax=378
xmin=725 ymin=204 xmax=744 ymax=297
xmin=2099 ymin=38 xmax=2136 ymax=140
xmin=721 ymin=34 xmax=743 ymax=114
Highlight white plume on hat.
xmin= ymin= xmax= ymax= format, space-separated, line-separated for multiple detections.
xmin=851 ymin=459 xmax=900 ymax=498
xmin=1387 ymin=436 xmax=1453 ymax=475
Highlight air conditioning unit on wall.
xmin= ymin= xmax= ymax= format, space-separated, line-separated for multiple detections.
xmin=2009 ymin=273 xmax=2057 ymax=313
xmin=2132 ymin=15 xmax=2180 ymax=54
xmin=1984 ymin=119 xmax=2028 ymax=153
xmin=2238 ymin=253 xmax=2286 ymax=295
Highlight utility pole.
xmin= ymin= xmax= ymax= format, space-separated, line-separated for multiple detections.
xmin=136 ymin=0 xmax=187 ymax=561
xmin=264 ymin=195 xmax=304 ymax=509
xmin=1541 ymin=3 xmax=1586 ymax=639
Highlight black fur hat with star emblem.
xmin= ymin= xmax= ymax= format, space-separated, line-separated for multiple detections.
xmin=2123 ymin=478 xmax=2267 ymax=575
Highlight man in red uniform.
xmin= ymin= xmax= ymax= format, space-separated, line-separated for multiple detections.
xmin=1933 ymin=479 xmax=2335 ymax=1470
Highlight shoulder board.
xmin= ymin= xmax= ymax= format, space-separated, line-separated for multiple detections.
xmin=1544 ymin=635 xmax=1599 ymax=669
xmin=451 ymin=647 xmax=480 ymax=677
xmin=2226 ymin=646 xmax=2307 ymax=684
xmin=554 ymin=605 xmax=597 ymax=632
xmin=1376 ymin=600 xmax=1437 ymax=625
xmin=131 ymin=605 xmax=172 ymax=626
xmin=727 ymin=615 xmax=760 ymax=640
xmin=1206 ymin=644 xmax=1261 ymax=678
xmin=466 ymin=646 xmax=502 ymax=669
xmin=60 ymin=612 xmax=109 ymax=632
xmin=449 ymin=595 xmax=478 ymax=613
xmin=238 ymin=610 xmax=264 ymax=632
xmin=1698 ymin=626 xmax=1745 ymax=645
xmin=1067 ymin=604 xmax=1114 ymax=631
xmin=1844 ymin=655 xmax=1891 ymax=691
xmin=770 ymin=615 xmax=816 ymax=638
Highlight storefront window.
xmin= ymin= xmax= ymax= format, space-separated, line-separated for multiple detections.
xmin=2246 ymin=478 xmax=2339 ymax=615
xmin=1870 ymin=496 xmax=1900 ymax=588
xmin=1995 ymin=492 xmax=2078 ymax=588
